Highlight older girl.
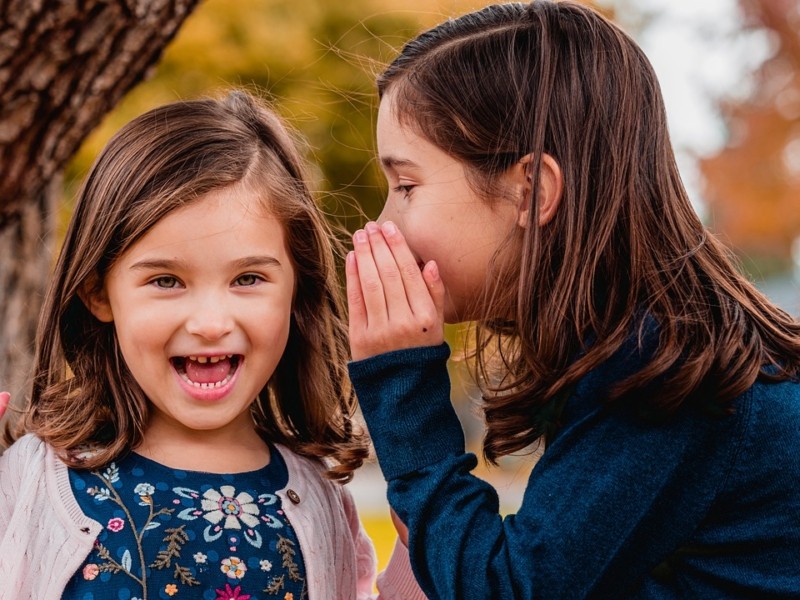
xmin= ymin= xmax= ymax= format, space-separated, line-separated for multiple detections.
xmin=347 ymin=2 xmax=800 ymax=598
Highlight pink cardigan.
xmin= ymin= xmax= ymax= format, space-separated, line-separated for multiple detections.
xmin=0 ymin=434 xmax=426 ymax=599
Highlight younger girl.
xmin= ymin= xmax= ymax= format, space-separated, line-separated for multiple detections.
xmin=0 ymin=91 xmax=425 ymax=599
xmin=346 ymin=2 xmax=800 ymax=598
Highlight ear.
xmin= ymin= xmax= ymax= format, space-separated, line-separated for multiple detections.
xmin=78 ymin=273 xmax=114 ymax=323
xmin=513 ymin=153 xmax=563 ymax=228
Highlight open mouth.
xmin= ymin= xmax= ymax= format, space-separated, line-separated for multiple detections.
xmin=171 ymin=354 xmax=241 ymax=389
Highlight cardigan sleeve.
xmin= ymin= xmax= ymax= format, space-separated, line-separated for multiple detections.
xmin=349 ymin=343 xmax=750 ymax=599
xmin=341 ymin=480 xmax=427 ymax=599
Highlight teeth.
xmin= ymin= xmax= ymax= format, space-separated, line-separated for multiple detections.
xmin=178 ymin=371 xmax=233 ymax=389
xmin=187 ymin=354 xmax=233 ymax=364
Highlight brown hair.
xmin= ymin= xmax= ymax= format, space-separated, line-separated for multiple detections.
xmin=379 ymin=1 xmax=800 ymax=461
xmin=9 ymin=90 xmax=368 ymax=481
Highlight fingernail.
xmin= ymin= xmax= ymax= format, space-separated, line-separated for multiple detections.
xmin=382 ymin=221 xmax=397 ymax=235
xmin=428 ymin=261 xmax=439 ymax=280
xmin=354 ymin=230 xmax=367 ymax=243
xmin=365 ymin=222 xmax=379 ymax=234
xmin=346 ymin=251 xmax=355 ymax=265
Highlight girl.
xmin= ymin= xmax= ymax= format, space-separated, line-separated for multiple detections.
xmin=0 ymin=91 xmax=425 ymax=600
xmin=346 ymin=1 xmax=800 ymax=598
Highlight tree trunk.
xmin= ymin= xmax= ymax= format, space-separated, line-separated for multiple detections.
xmin=0 ymin=0 xmax=201 ymax=423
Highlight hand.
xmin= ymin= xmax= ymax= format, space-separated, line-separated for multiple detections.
xmin=346 ymin=221 xmax=445 ymax=361
xmin=390 ymin=507 xmax=409 ymax=547
xmin=0 ymin=391 xmax=9 ymax=420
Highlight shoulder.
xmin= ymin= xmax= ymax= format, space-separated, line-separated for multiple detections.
xmin=0 ymin=434 xmax=50 ymax=489
xmin=273 ymin=445 xmax=351 ymax=509
xmin=0 ymin=433 xmax=48 ymax=464
xmin=738 ymin=376 xmax=800 ymax=445
xmin=273 ymin=444 xmax=337 ymax=492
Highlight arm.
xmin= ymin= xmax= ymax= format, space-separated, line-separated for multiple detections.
xmin=346 ymin=225 xmax=739 ymax=598
xmin=340 ymin=483 xmax=427 ymax=600
xmin=349 ymin=347 xmax=741 ymax=598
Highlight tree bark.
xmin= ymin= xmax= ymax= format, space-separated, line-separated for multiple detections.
xmin=0 ymin=0 xmax=201 ymax=417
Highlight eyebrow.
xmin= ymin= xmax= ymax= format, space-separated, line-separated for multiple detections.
xmin=129 ymin=255 xmax=283 ymax=271
xmin=380 ymin=155 xmax=421 ymax=170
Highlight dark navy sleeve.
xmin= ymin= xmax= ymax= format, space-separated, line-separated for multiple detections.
xmin=349 ymin=343 xmax=760 ymax=599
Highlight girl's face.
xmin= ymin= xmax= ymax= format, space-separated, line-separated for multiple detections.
xmin=86 ymin=186 xmax=295 ymax=450
xmin=376 ymin=91 xmax=522 ymax=323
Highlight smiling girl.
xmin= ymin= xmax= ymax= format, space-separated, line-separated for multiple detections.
xmin=0 ymin=91 xmax=424 ymax=600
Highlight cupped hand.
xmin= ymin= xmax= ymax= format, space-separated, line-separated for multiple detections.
xmin=0 ymin=392 xmax=10 ymax=420
xmin=346 ymin=221 xmax=445 ymax=361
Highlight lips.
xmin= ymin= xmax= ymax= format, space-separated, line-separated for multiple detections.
xmin=171 ymin=355 xmax=241 ymax=389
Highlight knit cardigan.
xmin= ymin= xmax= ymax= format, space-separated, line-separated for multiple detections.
xmin=0 ymin=434 xmax=426 ymax=600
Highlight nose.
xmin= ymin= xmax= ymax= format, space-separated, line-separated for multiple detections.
xmin=376 ymin=199 xmax=395 ymax=227
xmin=184 ymin=294 xmax=235 ymax=341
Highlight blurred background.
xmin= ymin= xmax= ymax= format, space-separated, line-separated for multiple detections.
xmin=1 ymin=0 xmax=799 ymax=572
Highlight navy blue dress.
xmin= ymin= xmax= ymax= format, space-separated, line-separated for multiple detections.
xmin=63 ymin=447 xmax=307 ymax=600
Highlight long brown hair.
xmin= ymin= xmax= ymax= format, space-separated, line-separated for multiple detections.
xmin=9 ymin=91 xmax=368 ymax=481
xmin=378 ymin=1 xmax=800 ymax=462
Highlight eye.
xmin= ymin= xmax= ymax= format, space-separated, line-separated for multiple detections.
xmin=234 ymin=273 xmax=264 ymax=287
xmin=393 ymin=184 xmax=415 ymax=199
xmin=151 ymin=276 xmax=181 ymax=289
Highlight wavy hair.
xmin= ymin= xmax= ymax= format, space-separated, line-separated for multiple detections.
xmin=8 ymin=91 xmax=368 ymax=481
xmin=378 ymin=1 xmax=800 ymax=461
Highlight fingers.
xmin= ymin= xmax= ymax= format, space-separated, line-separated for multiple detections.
xmin=351 ymin=228 xmax=388 ymax=327
xmin=0 ymin=391 xmax=10 ymax=419
xmin=379 ymin=222 xmax=437 ymax=318
xmin=348 ymin=221 xmax=445 ymax=360
xmin=364 ymin=222 xmax=413 ymax=320
xmin=422 ymin=260 xmax=446 ymax=325
xmin=345 ymin=250 xmax=367 ymax=328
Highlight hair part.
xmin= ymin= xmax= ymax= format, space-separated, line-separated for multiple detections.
xmin=9 ymin=91 xmax=368 ymax=482
xmin=379 ymin=1 xmax=800 ymax=462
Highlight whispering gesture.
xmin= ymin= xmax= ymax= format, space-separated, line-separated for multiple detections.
xmin=346 ymin=221 xmax=445 ymax=361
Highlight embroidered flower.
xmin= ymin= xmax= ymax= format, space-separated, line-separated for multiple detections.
xmin=82 ymin=563 xmax=99 ymax=580
xmin=284 ymin=594 xmax=293 ymax=600
xmin=215 ymin=583 xmax=251 ymax=600
xmin=202 ymin=485 xmax=260 ymax=530
xmin=194 ymin=552 xmax=208 ymax=564
xmin=107 ymin=517 xmax=125 ymax=532
xmin=259 ymin=559 xmax=272 ymax=572
xmin=134 ymin=483 xmax=155 ymax=496
xmin=221 ymin=556 xmax=247 ymax=579
xmin=165 ymin=583 xmax=178 ymax=596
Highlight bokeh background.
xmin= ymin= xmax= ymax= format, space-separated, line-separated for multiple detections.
xmin=2 ymin=0 xmax=799 ymax=573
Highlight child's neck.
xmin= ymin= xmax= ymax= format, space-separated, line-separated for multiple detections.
xmin=134 ymin=428 xmax=271 ymax=474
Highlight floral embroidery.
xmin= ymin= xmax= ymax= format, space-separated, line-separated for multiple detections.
xmin=135 ymin=483 xmax=155 ymax=496
xmin=264 ymin=535 xmax=302 ymax=595
xmin=215 ymin=583 xmax=252 ymax=600
xmin=221 ymin=556 xmax=247 ymax=580
xmin=175 ymin=485 xmax=280 ymax=548
xmin=69 ymin=454 xmax=306 ymax=598
xmin=82 ymin=564 xmax=99 ymax=580
xmin=107 ymin=517 xmax=125 ymax=532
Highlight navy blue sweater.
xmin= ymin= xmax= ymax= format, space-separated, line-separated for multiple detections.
xmin=349 ymin=343 xmax=800 ymax=598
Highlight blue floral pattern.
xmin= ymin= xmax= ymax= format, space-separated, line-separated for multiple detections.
xmin=63 ymin=449 xmax=306 ymax=599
